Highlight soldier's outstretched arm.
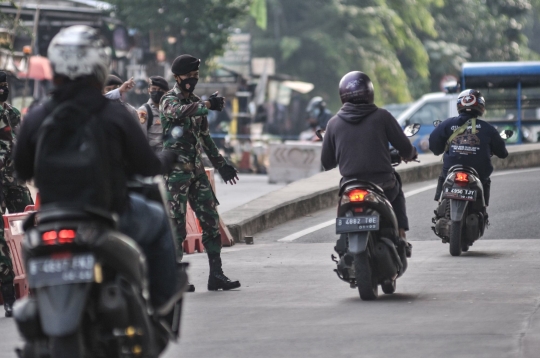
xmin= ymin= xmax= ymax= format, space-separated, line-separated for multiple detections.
xmin=160 ymin=95 xmax=206 ymax=128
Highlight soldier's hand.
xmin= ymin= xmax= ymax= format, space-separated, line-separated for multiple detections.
xmin=207 ymin=91 xmax=225 ymax=111
xmin=218 ymin=164 xmax=239 ymax=185
xmin=119 ymin=77 xmax=135 ymax=94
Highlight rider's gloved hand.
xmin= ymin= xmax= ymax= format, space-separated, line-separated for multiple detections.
xmin=157 ymin=150 xmax=178 ymax=174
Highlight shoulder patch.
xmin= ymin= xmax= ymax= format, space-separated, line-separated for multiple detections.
xmin=137 ymin=110 xmax=147 ymax=124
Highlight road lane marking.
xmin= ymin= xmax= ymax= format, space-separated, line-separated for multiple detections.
xmin=278 ymin=183 xmax=438 ymax=242
xmin=277 ymin=167 xmax=540 ymax=242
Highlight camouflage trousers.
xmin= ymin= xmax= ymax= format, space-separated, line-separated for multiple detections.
xmin=165 ymin=169 xmax=221 ymax=260
xmin=0 ymin=174 xmax=34 ymax=285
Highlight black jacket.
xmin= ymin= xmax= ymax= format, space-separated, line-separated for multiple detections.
xmin=321 ymin=103 xmax=416 ymax=188
xmin=428 ymin=113 xmax=508 ymax=180
xmin=14 ymin=84 xmax=163 ymax=213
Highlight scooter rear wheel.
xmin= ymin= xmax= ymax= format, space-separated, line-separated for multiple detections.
xmin=354 ymin=250 xmax=378 ymax=300
xmin=449 ymin=220 xmax=463 ymax=257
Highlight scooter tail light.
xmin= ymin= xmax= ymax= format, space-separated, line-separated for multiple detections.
xmin=42 ymin=231 xmax=57 ymax=245
xmin=58 ymin=229 xmax=76 ymax=244
xmin=455 ymin=172 xmax=469 ymax=183
xmin=348 ymin=189 xmax=369 ymax=202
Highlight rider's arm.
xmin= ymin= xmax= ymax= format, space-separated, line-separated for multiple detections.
xmin=489 ymin=126 xmax=509 ymax=159
xmin=321 ymin=120 xmax=337 ymax=170
xmin=428 ymin=120 xmax=449 ymax=155
xmin=384 ymin=113 xmax=416 ymax=160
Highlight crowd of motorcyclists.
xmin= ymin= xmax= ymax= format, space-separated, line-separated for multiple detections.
xmin=0 ymin=22 xmax=514 ymax=356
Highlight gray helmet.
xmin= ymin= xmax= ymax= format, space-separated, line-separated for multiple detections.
xmin=48 ymin=25 xmax=109 ymax=86
xmin=306 ymin=96 xmax=326 ymax=118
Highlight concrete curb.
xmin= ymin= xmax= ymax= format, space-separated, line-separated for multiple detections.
xmin=222 ymin=144 xmax=540 ymax=242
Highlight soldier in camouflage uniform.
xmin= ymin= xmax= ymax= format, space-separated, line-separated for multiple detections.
xmin=160 ymin=55 xmax=240 ymax=291
xmin=0 ymin=71 xmax=33 ymax=317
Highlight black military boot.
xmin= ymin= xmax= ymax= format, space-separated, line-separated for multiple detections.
xmin=1 ymin=283 xmax=16 ymax=317
xmin=207 ymin=254 xmax=241 ymax=291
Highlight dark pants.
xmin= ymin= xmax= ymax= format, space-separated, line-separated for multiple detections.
xmin=435 ymin=174 xmax=491 ymax=206
xmin=119 ymin=193 xmax=177 ymax=309
xmin=384 ymin=173 xmax=409 ymax=231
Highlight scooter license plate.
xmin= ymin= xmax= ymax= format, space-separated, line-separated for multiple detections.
xmin=27 ymin=253 xmax=95 ymax=288
xmin=336 ymin=215 xmax=380 ymax=234
xmin=443 ymin=187 xmax=477 ymax=201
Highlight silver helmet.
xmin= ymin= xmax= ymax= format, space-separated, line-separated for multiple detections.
xmin=47 ymin=25 xmax=109 ymax=86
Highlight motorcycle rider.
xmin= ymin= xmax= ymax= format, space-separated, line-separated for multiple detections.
xmin=14 ymin=25 xmax=180 ymax=314
xmin=138 ymin=76 xmax=169 ymax=152
xmin=299 ymin=96 xmax=333 ymax=141
xmin=429 ymin=89 xmax=508 ymax=208
xmin=159 ymin=54 xmax=241 ymax=291
xmin=321 ymin=71 xmax=417 ymax=257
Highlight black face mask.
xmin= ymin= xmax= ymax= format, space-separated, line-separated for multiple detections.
xmin=178 ymin=78 xmax=198 ymax=93
xmin=0 ymin=87 xmax=8 ymax=102
xmin=150 ymin=90 xmax=164 ymax=104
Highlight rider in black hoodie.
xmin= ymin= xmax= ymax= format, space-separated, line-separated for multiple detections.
xmin=321 ymin=71 xmax=417 ymax=255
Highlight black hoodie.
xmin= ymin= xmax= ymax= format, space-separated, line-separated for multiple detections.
xmin=14 ymin=84 xmax=163 ymax=213
xmin=321 ymin=103 xmax=416 ymax=188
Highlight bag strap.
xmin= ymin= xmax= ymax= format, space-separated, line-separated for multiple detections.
xmin=144 ymin=103 xmax=154 ymax=129
xmin=444 ymin=118 xmax=477 ymax=153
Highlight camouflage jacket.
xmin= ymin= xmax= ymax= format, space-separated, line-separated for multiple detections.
xmin=0 ymin=103 xmax=20 ymax=168
xmin=159 ymin=83 xmax=225 ymax=173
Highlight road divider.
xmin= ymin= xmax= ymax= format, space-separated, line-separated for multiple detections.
xmin=222 ymin=143 xmax=540 ymax=243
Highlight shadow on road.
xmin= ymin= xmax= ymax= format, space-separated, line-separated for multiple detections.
xmin=340 ymin=292 xmax=419 ymax=304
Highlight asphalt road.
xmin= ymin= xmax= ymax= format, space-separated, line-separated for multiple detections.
xmin=1 ymin=168 xmax=539 ymax=358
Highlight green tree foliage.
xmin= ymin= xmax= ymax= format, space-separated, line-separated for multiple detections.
xmin=249 ymin=0 xmax=441 ymax=107
xmin=426 ymin=0 xmax=540 ymax=91
xmin=106 ymin=0 xmax=250 ymax=61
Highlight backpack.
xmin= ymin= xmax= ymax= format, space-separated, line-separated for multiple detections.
xmin=34 ymin=100 xmax=113 ymax=213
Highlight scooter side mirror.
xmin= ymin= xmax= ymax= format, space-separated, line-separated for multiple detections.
xmin=433 ymin=120 xmax=442 ymax=127
xmin=500 ymin=129 xmax=514 ymax=140
xmin=315 ymin=129 xmax=325 ymax=140
xmin=403 ymin=123 xmax=421 ymax=137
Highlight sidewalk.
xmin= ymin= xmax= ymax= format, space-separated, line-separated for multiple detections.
xmin=215 ymin=174 xmax=286 ymax=213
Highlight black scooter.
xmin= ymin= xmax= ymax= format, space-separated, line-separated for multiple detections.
xmin=431 ymin=125 xmax=513 ymax=256
xmin=13 ymin=177 xmax=187 ymax=358
xmin=317 ymin=124 xmax=420 ymax=300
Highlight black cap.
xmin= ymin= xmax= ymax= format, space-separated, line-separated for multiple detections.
xmin=106 ymin=75 xmax=123 ymax=86
xmin=0 ymin=71 xmax=6 ymax=83
xmin=171 ymin=55 xmax=200 ymax=75
xmin=149 ymin=76 xmax=169 ymax=91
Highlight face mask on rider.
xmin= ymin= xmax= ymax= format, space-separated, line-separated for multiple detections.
xmin=177 ymin=77 xmax=198 ymax=93
xmin=0 ymin=86 xmax=8 ymax=102
xmin=150 ymin=90 xmax=164 ymax=104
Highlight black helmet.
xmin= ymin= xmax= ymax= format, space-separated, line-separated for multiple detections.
xmin=457 ymin=89 xmax=485 ymax=116
xmin=339 ymin=71 xmax=374 ymax=105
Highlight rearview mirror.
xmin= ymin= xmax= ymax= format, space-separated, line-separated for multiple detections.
xmin=403 ymin=123 xmax=421 ymax=137
xmin=315 ymin=129 xmax=325 ymax=140
xmin=433 ymin=120 xmax=442 ymax=127
xmin=500 ymin=129 xmax=514 ymax=140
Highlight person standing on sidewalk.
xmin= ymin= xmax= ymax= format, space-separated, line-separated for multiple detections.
xmin=160 ymin=54 xmax=240 ymax=291
xmin=138 ymin=76 xmax=169 ymax=152
xmin=0 ymin=71 xmax=34 ymax=317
